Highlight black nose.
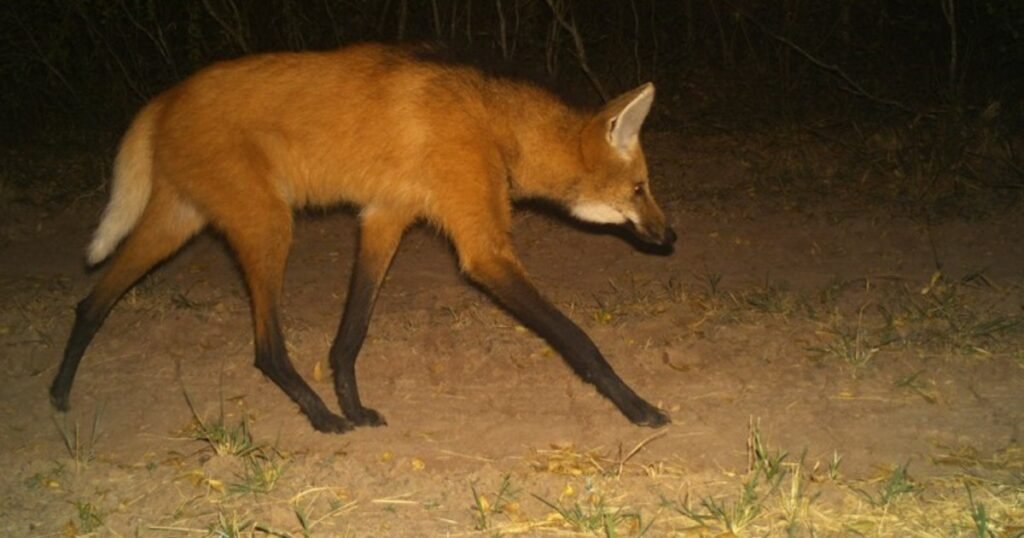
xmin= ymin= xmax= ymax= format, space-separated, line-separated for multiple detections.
xmin=663 ymin=227 xmax=677 ymax=245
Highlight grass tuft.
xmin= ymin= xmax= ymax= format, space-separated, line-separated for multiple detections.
xmin=852 ymin=462 xmax=917 ymax=508
xmin=470 ymin=474 xmax=519 ymax=530
xmin=532 ymin=493 xmax=648 ymax=537
xmin=52 ymin=403 xmax=104 ymax=471
xmin=183 ymin=388 xmax=258 ymax=458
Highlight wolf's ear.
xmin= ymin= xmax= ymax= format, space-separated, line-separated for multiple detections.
xmin=603 ymin=83 xmax=654 ymax=155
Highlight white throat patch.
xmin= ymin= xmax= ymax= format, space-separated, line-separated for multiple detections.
xmin=571 ymin=201 xmax=627 ymax=224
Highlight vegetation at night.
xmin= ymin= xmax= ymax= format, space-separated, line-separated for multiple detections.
xmin=1 ymin=2 xmax=1020 ymax=134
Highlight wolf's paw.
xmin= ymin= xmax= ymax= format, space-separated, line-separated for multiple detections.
xmin=309 ymin=412 xmax=355 ymax=433
xmin=627 ymin=402 xmax=671 ymax=428
xmin=348 ymin=406 xmax=387 ymax=427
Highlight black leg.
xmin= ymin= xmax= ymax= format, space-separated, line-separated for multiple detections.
xmin=50 ymin=296 xmax=108 ymax=410
xmin=328 ymin=209 xmax=407 ymax=426
xmin=225 ymin=198 xmax=354 ymax=434
xmin=329 ymin=263 xmax=386 ymax=426
xmin=476 ymin=262 xmax=669 ymax=427
xmin=254 ymin=311 xmax=353 ymax=433
xmin=50 ymin=188 xmax=206 ymax=412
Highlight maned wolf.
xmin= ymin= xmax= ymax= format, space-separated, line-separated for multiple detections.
xmin=50 ymin=43 xmax=676 ymax=432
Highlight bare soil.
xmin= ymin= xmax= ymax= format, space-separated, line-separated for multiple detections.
xmin=1 ymin=131 xmax=1022 ymax=536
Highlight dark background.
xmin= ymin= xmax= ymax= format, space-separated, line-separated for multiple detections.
xmin=1 ymin=0 xmax=1022 ymax=203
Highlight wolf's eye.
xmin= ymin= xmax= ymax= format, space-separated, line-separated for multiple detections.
xmin=632 ymin=183 xmax=645 ymax=196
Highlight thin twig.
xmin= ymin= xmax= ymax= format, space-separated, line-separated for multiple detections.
xmin=542 ymin=0 xmax=608 ymax=101
xmin=10 ymin=11 xmax=78 ymax=99
xmin=118 ymin=0 xmax=178 ymax=78
xmin=496 ymin=0 xmax=508 ymax=59
xmin=734 ymin=7 xmax=922 ymax=116
xmin=630 ymin=0 xmax=642 ymax=85
xmin=201 ymin=0 xmax=251 ymax=53
xmin=617 ymin=430 xmax=668 ymax=477
xmin=941 ymin=0 xmax=958 ymax=97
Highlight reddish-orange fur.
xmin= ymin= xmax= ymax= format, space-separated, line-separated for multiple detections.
xmin=52 ymin=43 xmax=676 ymax=432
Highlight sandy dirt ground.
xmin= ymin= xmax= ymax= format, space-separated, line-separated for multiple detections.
xmin=1 ymin=131 xmax=1022 ymax=536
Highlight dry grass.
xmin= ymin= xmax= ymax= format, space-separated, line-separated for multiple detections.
xmin=17 ymin=263 xmax=1022 ymax=536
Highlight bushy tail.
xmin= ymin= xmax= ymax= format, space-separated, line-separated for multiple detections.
xmin=86 ymin=102 xmax=162 ymax=266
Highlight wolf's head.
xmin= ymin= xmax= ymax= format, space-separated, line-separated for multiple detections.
xmin=571 ymin=83 xmax=676 ymax=248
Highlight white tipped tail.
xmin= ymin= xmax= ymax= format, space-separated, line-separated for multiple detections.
xmin=86 ymin=102 xmax=161 ymax=265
